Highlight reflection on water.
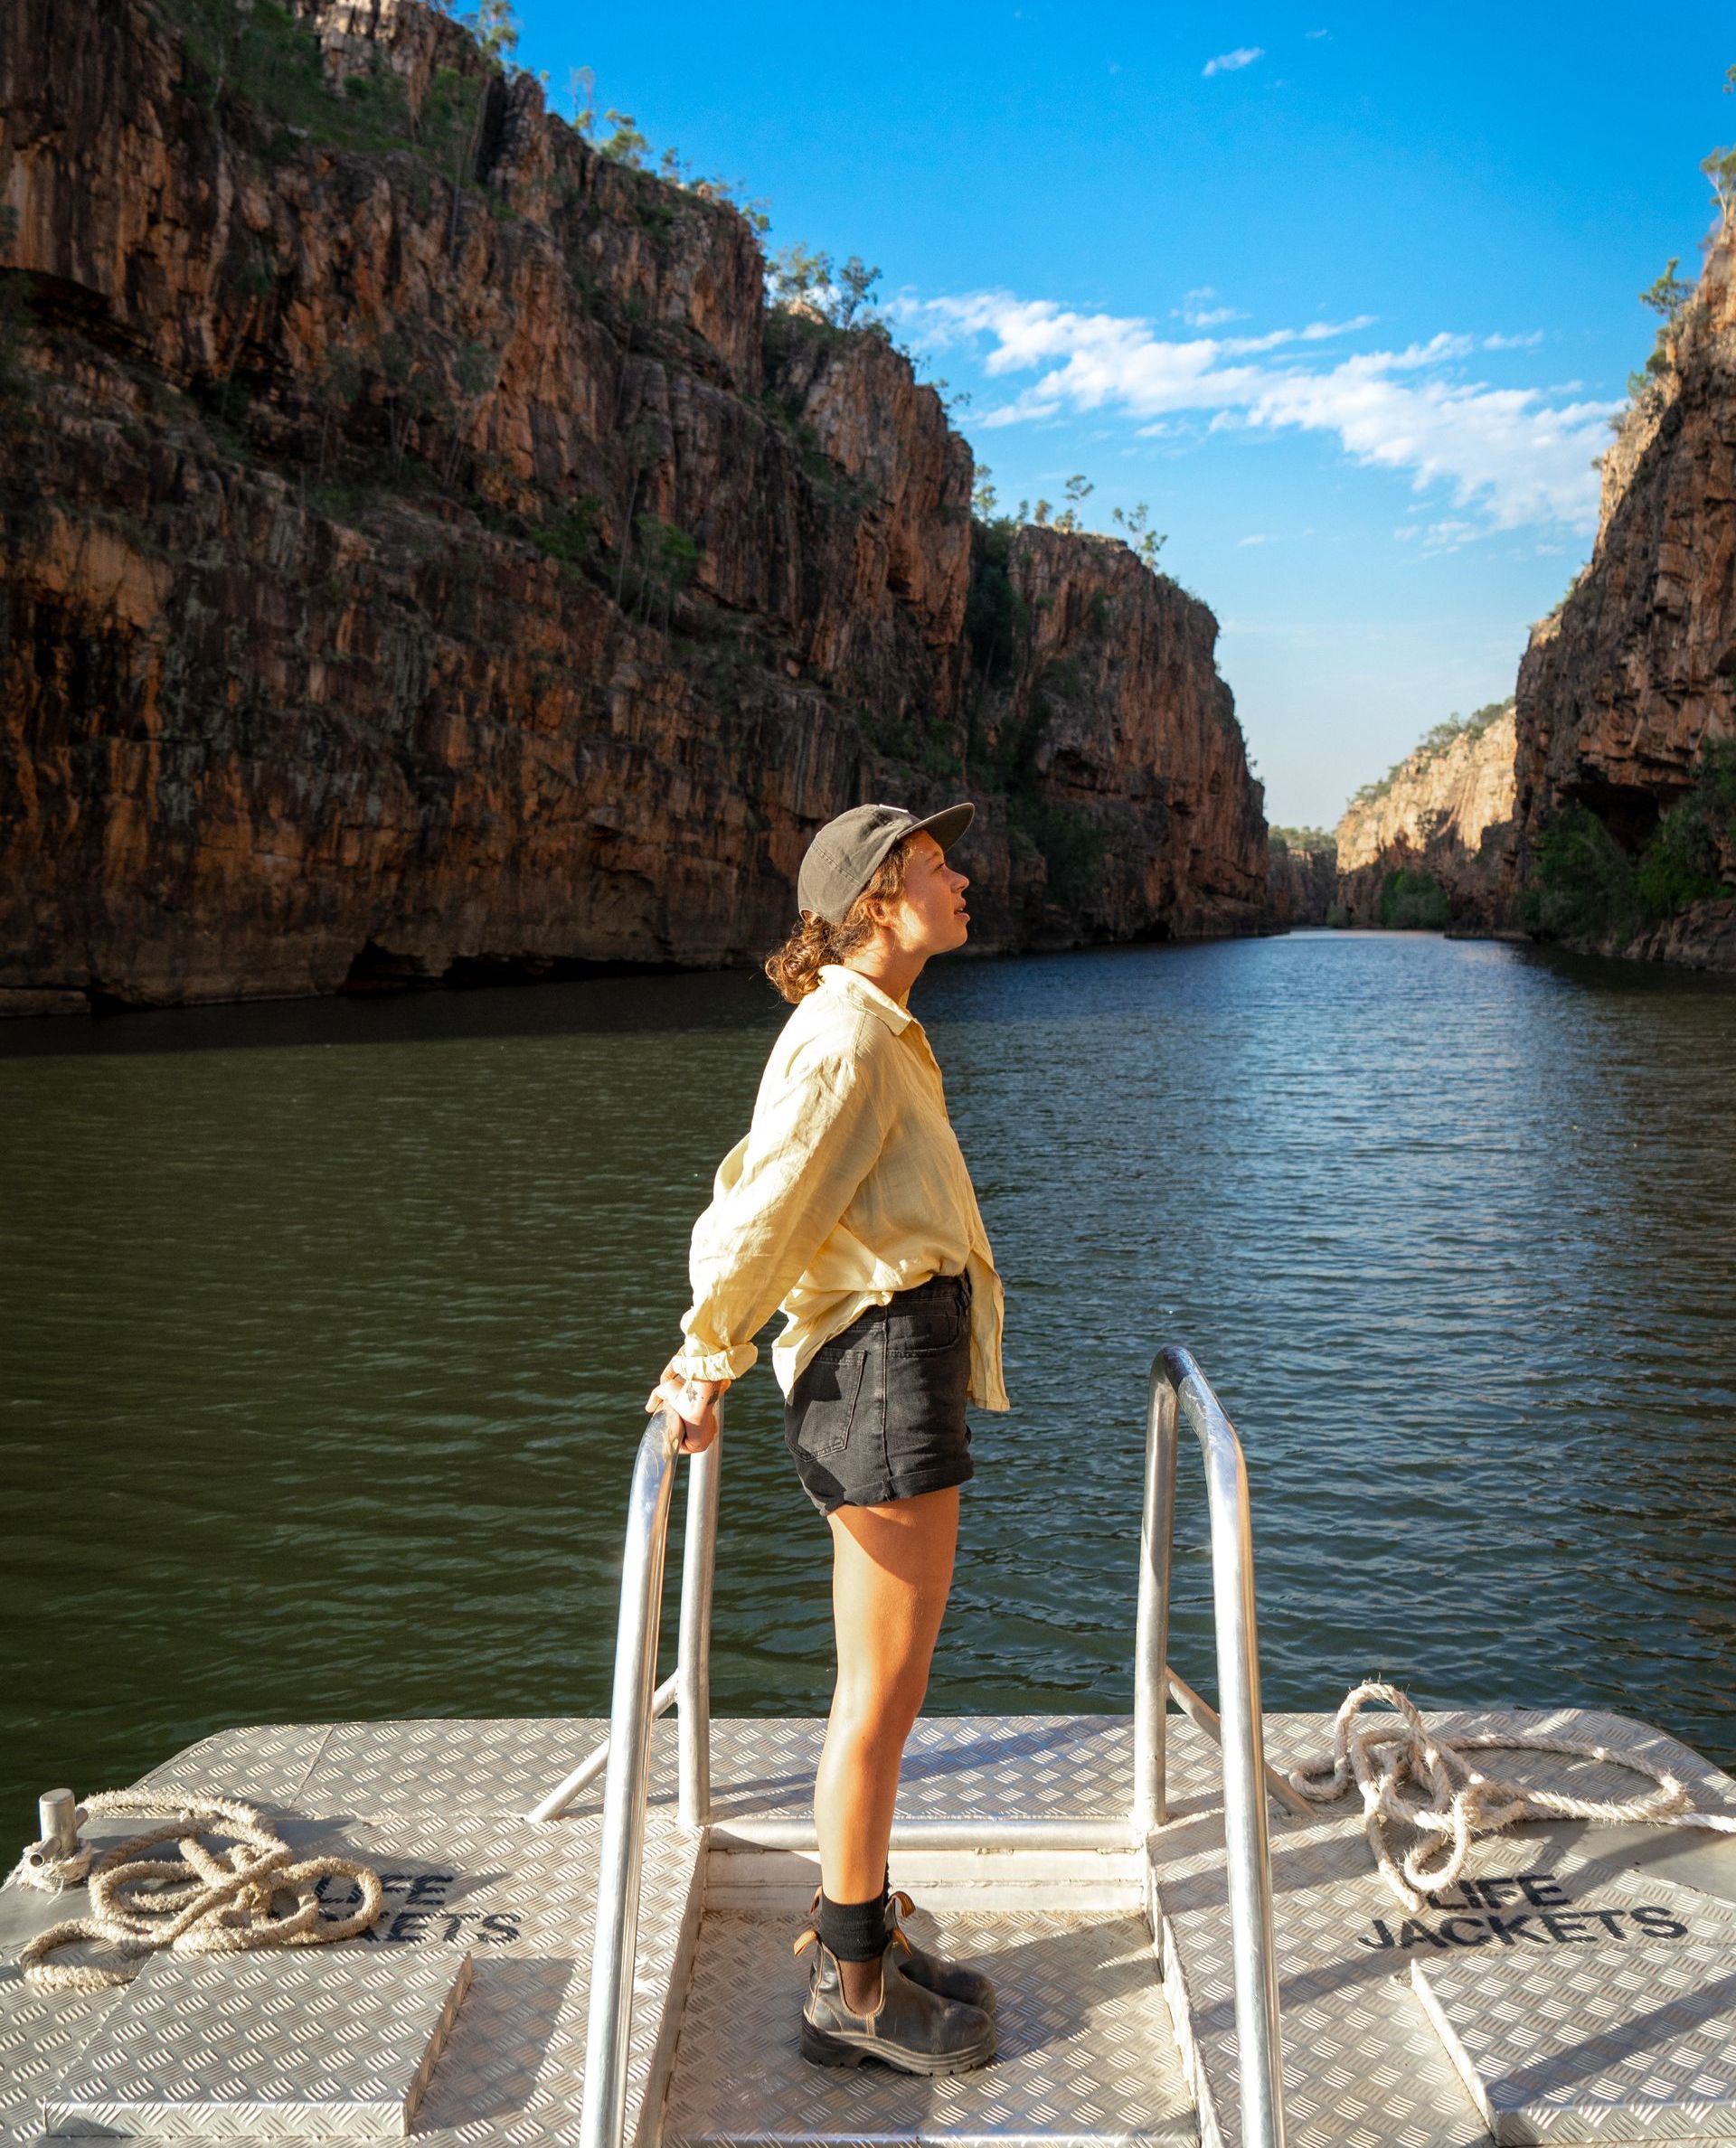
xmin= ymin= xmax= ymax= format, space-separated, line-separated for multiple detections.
xmin=3 ymin=932 xmax=1733 ymax=1829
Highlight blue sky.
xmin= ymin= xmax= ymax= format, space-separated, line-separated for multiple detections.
xmin=511 ymin=2 xmax=1732 ymax=828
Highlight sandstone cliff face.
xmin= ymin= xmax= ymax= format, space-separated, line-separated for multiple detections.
xmin=0 ymin=0 xmax=1265 ymax=1013
xmin=1334 ymin=706 xmax=1516 ymax=927
xmin=962 ymin=525 xmax=1267 ymax=944
xmin=1511 ymin=232 xmax=1736 ymax=966
xmin=1265 ymin=838 xmax=1336 ymax=928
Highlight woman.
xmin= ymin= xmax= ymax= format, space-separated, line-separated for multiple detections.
xmin=646 ymin=799 xmax=1009 ymax=2077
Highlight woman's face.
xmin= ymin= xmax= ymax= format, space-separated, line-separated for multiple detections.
xmin=879 ymin=831 xmax=970 ymax=956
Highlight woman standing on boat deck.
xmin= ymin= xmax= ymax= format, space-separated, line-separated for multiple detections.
xmin=646 ymin=800 xmax=1008 ymax=2077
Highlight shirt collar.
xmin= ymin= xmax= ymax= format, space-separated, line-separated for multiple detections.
xmin=817 ymin=963 xmax=913 ymax=1034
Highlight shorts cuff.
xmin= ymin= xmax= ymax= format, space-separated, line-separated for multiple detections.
xmin=820 ymin=1457 xmax=975 ymax=1514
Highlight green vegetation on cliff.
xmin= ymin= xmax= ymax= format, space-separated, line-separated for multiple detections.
xmin=1377 ymin=870 xmax=1451 ymax=928
xmin=1269 ymin=824 xmax=1335 ymax=857
xmin=2 ymin=0 xmax=1270 ymax=1012
xmin=1348 ymin=699 xmax=1513 ymax=814
xmin=960 ymin=521 xmax=1106 ymax=900
xmin=1603 ymin=68 xmax=1736 ymax=438
xmin=1524 ymin=744 xmax=1736 ymax=940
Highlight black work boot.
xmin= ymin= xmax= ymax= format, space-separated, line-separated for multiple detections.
xmin=806 ymin=1884 xmax=998 ymax=2020
xmin=795 ymin=1927 xmax=995 ymax=2075
xmin=886 ymin=1888 xmax=998 ymax=2018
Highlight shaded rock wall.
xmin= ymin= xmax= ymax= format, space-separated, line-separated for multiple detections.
xmin=963 ymin=526 xmax=1268 ymax=945
xmin=0 ymin=0 xmax=1266 ymax=1012
xmin=1511 ymin=232 xmax=1736 ymax=966
xmin=1335 ymin=707 xmax=1517 ymax=927
xmin=1266 ymin=840 xmax=1336 ymax=928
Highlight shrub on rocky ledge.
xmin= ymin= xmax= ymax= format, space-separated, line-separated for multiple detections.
xmin=1524 ymin=743 xmax=1736 ymax=941
xmin=1377 ymin=869 xmax=1451 ymax=928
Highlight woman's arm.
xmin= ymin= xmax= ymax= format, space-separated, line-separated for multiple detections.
xmin=661 ymin=1032 xmax=889 ymax=1399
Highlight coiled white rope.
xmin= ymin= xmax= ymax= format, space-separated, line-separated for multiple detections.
xmin=8 ymin=1790 xmax=384 ymax=1993
xmin=1288 ymin=1682 xmax=1736 ymax=1913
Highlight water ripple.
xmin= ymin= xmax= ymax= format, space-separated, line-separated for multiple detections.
xmin=2 ymin=931 xmax=1732 ymax=1828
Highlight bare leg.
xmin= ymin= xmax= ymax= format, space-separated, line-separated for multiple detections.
xmin=813 ymin=1484 xmax=959 ymax=2011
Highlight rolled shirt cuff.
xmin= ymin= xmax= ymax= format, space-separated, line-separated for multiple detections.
xmin=668 ymin=1338 xmax=757 ymax=1384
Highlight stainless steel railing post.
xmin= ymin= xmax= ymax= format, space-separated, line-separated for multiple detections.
xmin=577 ymin=1415 xmax=683 ymax=2148
xmin=1145 ymin=1347 xmax=1288 ymax=2148
xmin=1134 ymin=1362 xmax=1180 ymax=1832
xmin=676 ymin=1404 xmax=722 ymax=1831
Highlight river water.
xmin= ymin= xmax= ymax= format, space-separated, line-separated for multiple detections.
xmin=4 ymin=930 xmax=1734 ymax=1832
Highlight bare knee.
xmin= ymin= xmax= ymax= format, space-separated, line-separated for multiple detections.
xmin=830 ymin=1664 xmax=928 ymax=1748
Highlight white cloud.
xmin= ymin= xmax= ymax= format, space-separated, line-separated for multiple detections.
xmin=1203 ymin=46 xmax=1263 ymax=76
xmin=1394 ymin=518 xmax=1485 ymax=555
xmin=1483 ymin=331 xmax=1544 ymax=350
xmin=894 ymin=288 xmax=1618 ymax=530
xmin=1306 ymin=26 xmax=1329 ymax=37
xmin=1239 ymin=533 xmax=1270 ymax=545
xmin=1179 ymin=284 xmax=1244 ymax=328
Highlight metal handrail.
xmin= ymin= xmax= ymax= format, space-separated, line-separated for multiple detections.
xmin=574 ymin=1404 xmax=721 ymax=2148
xmin=571 ymin=1347 xmax=1285 ymax=2148
xmin=1134 ymin=1346 xmax=1287 ymax=2148
xmin=528 ymin=1418 xmax=720 ymax=1828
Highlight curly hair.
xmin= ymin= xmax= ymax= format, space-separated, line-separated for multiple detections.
xmin=763 ymin=838 xmax=911 ymax=1004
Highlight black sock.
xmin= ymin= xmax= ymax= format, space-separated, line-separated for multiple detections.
xmin=818 ymin=1889 xmax=890 ymax=1963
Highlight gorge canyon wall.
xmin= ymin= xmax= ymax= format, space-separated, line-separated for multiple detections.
xmin=1509 ymin=232 xmax=1736 ymax=969
xmin=1335 ymin=706 xmax=1517 ymax=928
xmin=0 ymin=0 xmax=1267 ymax=1014
xmin=1264 ymin=834 xmax=1336 ymax=928
xmin=1276 ymin=223 xmax=1736 ymax=966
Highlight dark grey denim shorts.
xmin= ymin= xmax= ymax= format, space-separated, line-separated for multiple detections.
xmin=784 ymin=1273 xmax=974 ymax=1515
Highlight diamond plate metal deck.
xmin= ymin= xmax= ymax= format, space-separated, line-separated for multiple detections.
xmin=1411 ymin=1945 xmax=1736 ymax=2143
xmin=1151 ymin=1708 xmax=1736 ymax=2148
xmin=2 ymin=1804 xmax=704 ymax=2148
xmin=134 ymin=1716 xmax=1159 ymax=1832
xmin=9 ymin=1707 xmax=1736 ymax=2148
xmin=663 ymin=1906 xmax=1195 ymax=2146
xmin=41 ymin=1949 xmax=470 ymax=2139
xmin=131 ymin=1724 xmax=337 ymax=1809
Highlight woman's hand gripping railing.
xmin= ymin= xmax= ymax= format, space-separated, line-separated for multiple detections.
xmin=557 ymin=1398 xmax=721 ymax=2148
xmin=1133 ymin=1346 xmax=1288 ymax=2148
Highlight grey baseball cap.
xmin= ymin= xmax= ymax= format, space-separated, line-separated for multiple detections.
xmin=797 ymin=800 xmax=976 ymax=926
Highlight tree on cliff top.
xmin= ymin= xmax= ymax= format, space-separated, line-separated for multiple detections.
xmin=765 ymin=246 xmax=890 ymax=338
xmin=1052 ymin=473 xmax=1093 ymax=533
xmin=971 ymin=468 xmax=1169 ymax=575
xmin=1702 ymin=63 xmax=1736 ymax=225
xmin=1269 ymin=825 xmax=1336 ymax=858
xmin=1111 ymin=500 xmax=1167 ymax=569
xmin=1605 ymin=61 xmax=1735 ymax=435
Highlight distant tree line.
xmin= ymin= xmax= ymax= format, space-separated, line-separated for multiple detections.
xmin=1269 ymin=825 xmax=1336 ymax=856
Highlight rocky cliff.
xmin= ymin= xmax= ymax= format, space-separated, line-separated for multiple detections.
xmin=1264 ymin=831 xmax=1336 ymax=927
xmin=1510 ymin=231 xmax=1736 ymax=968
xmin=1334 ymin=704 xmax=1517 ymax=927
xmin=0 ymin=0 xmax=1266 ymax=1014
xmin=961 ymin=522 xmax=1267 ymax=942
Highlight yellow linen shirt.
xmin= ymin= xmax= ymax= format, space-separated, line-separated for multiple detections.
xmin=669 ymin=964 xmax=1009 ymax=1410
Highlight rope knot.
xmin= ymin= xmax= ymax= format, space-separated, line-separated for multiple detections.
xmin=1288 ymin=1682 xmax=1736 ymax=1912
xmin=12 ymin=1790 xmax=384 ymax=1992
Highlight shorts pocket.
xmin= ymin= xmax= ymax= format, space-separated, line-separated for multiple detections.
xmin=892 ymin=1286 xmax=967 ymax=1357
xmin=794 ymin=1344 xmax=869 ymax=1459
